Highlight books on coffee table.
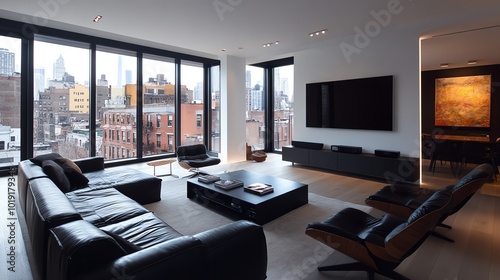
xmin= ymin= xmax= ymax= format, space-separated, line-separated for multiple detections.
xmin=198 ymin=175 xmax=220 ymax=184
xmin=244 ymin=183 xmax=274 ymax=195
xmin=214 ymin=179 xmax=244 ymax=190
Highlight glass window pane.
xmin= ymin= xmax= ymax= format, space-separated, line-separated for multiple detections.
xmin=245 ymin=66 xmax=265 ymax=150
xmin=97 ymin=48 xmax=137 ymax=161
xmin=210 ymin=65 xmax=220 ymax=152
xmin=142 ymin=55 xmax=176 ymax=156
xmin=273 ymin=65 xmax=294 ymax=151
xmin=180 ymin=61 xmax=204 ymax=146
xmin=34 ymin=39 xmax=90 ymax=159
xmin=0 ymin=36 xmax=21 ymax=167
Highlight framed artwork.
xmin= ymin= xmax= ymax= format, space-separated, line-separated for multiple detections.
xmin=435 ymin=75 xmax=491 ymax=127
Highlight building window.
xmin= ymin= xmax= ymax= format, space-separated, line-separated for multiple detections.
xmin=156 ymin=114 xmax=161 ymax=128
xmin=156 ymin=134 xmax=161 ymax=148
xmin=196 ymin=110 xmax=202 ymax=127
xmin=168 ymin=114 xmax=173 ymax=127
xmin=147 ymin=114 xmax=152 ymax=128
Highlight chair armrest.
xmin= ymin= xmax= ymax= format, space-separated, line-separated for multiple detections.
xmin=74 ymin=157 xmax=105 ymax=173
xmin=193 ymin=220 xmax=268 ymax=280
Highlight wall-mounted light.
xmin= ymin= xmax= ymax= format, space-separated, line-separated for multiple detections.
xmin=309 ymin=29 xmax=328 ymax=37
xmin=93 ymin=15 xmax=103 ymax=23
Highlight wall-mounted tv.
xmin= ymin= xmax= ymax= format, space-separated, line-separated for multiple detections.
xmin=306 ymin=75 xmax=393 ymax=131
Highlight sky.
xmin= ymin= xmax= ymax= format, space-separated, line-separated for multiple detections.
xmin=1 ymin=35 xmax=293 ymax=98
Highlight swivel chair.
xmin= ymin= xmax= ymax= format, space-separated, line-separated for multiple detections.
xmin=365 ymin=163 xmax=493 ymax=242
xmin=305 ymin=189 xmax=452 ymax=280
xmin=176 ymin=144 xmax=221 ymax=178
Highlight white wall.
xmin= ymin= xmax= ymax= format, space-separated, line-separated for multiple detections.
xmin=290 ymin=25 xmax=421 ymax=158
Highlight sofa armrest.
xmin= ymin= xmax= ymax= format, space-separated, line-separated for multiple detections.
xmin=25 ymin=178 xmax=82 ymax=280
xmin=73 ymin=236 xmax=207 ymax=280
xmin=193 ymin=220 xmax=268 ymax=280
xmin=47 ymin=219 xmax=126 ymax=280
xmin=102 ymin=236 xmax=207 ymax=280
xmin=74 ymin=157 xmax=105 ymax=173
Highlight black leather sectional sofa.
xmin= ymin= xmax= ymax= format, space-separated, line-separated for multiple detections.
xmin=17 ymin=155 xmax=268 ymax=280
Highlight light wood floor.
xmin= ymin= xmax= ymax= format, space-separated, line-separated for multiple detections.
xmin=1 ymin=154 xmax=499 ymax=280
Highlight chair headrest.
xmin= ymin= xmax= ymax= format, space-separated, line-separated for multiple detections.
xmin=448 ymin=163 xmax=493 ymax=192
xmin=177 ymin=144 xmax=208 ymax=156
xmin=407 ymin=188 xmax=452 ymax=224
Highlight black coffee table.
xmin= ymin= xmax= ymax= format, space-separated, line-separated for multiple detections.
xmin=187 ymin=170 xmax=308 ymax=225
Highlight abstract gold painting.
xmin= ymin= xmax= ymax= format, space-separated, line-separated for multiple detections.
xmin=435 ymin=75 xmax=491 ymax=127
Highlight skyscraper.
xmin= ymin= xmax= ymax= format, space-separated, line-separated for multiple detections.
xmin=34 ymin=67 xmax=46 ymax=99
xmin=53 ymin=54 xmax=66 ymax=80
xmin=117 ymin=55 xmax=123 ymax=87
xmin=0 ymin=48 xmax=15 ymax=76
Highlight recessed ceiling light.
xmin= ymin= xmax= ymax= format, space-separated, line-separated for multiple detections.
xmin=93 ymin=15 xmax=103 ymax=23
xmin=467 ymin=60 xmax=477 ymax=65
xmin=309 ymin=29 xmax=328 ymax=37
xmin=440 ymin=63 xmax=449 ymax=68
xmin=221 ymin=48 xmax=226 ymax=52
xmin=262 ymin=42 xmax=278 ymax=47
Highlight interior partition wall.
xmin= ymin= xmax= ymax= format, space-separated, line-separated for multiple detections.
xmin=0 ymin=18 xmax=220 ymax=175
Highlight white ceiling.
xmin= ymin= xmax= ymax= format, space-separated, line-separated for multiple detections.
xmin=1 ymin=0 xmax=500 ymax=70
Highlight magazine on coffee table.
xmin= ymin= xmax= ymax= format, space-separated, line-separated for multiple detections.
xmin=214 ymin=179 xmax=244 ymax=190
xmin=244 ymin=183 xmax=274 ymax=195
xmin=198 ymin=175 xmax=221 ymax=184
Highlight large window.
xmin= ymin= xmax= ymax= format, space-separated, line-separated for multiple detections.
xmin=245 ymin=66 xmax=265 ymax=150
xmin=0 ymin=18 xmax=220 ymax=173
xmin=273 ymin=65 xmax=294 ymax=150
xmin=180 ymin=61 xmax=204 ymax=146
xmin=97 ymin=48 xmax=137 ymax=161
xmin=142 ymin=55 xmax=176 ymax=156
xmin=0 ymin=36 xmax=21 ymax=167
xmin=246 ymin=58 xmax=294 ymax=152
xmin=210 ymin=65 xmax=221 ymax=152
xmin=33 ymin=38 xmax=90 ymax=159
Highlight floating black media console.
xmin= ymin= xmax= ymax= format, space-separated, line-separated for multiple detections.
xmin=283 ymin=144 xmax=419 ymax=183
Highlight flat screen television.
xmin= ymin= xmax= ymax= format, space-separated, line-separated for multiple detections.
xmin=306 ymin=75 xmax=393 ymax=131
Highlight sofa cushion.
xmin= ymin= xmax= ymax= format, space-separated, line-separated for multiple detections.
xmin=30 ymin=152 xmax=63 ymax=166
xmin=103 ymin=230 xmax=142 ymax=254
xmin=66 ymin=187 xmax=150 ymax=227
xmin=100 ymin=212 xmax=183 ymax=249
xmin=42 ymin=160 xmax=71 ymax=193
xmin=84 ymin=166 xmax=162 ymax=204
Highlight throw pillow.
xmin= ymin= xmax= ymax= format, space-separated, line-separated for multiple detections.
xmin=56 ymin=160 xmax=89 ymax=189
xmin=55 ymin=157 xmax=83 ymax=173
xmin=30 ymin=153 xmax=63 ymax=167
xmin=42 ymin=160 xmax=71 ymax=193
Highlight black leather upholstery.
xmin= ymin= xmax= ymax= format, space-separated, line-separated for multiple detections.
xmin=177 ymin=144 xmax=221 ymax=168
xmin=365 ymin=163 xmax=493 ymax=241
xmin=306 ymin=189 xmax=452 ymax=280
xmin=48 ymin=219 xmax=267 ymax=280
xmin=18 ymin=157 xmax=267 ymax=280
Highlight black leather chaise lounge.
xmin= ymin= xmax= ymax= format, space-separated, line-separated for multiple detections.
xmin=365 ymin=163 xmax=493 ymax=242
xmin=305 ymin=189 xmax=452 ymax=280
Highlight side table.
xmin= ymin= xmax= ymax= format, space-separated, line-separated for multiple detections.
xmin=147 ymin=158 xmax=178 ymax=177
